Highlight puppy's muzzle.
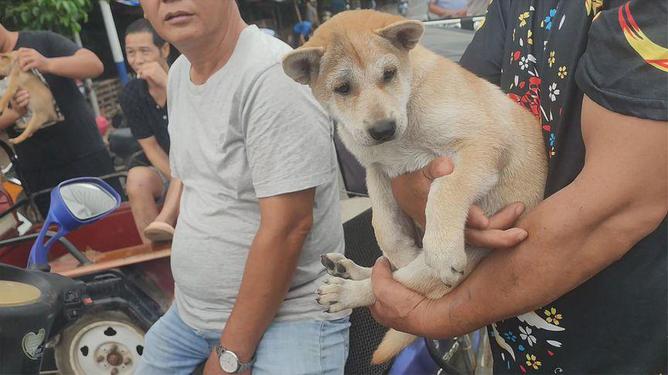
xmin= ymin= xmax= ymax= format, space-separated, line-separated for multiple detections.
xmin=368 ymin=120 xmax=396 ymax=143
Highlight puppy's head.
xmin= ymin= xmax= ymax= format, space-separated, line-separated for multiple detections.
xmin=283 ymin=10 xmax=423 ymax=147
xmin=0 ymin=52 xmax=17 ymax=77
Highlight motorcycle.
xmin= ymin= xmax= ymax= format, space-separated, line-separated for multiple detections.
xmin=0 ymin=177 xmax=124 ymax=374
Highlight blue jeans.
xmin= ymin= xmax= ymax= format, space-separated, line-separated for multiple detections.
xmin=136 ymin=305 xmax=350 ymax=375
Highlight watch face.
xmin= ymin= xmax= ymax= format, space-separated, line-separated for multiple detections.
xmin=219 ymin=351 xmax=240 ymax=373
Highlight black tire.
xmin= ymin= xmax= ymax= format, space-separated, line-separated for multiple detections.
xmin=54 ymin=310 xmax=145 ymax=375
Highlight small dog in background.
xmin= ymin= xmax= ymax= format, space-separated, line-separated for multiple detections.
xmin=283 ymin=10 xmax=547 ymax=363
xmin=0 ymin=51 xmax=62 ymax=144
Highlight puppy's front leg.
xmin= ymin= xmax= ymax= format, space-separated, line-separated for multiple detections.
xmin=423 ymin=148 xmax=500 ymax=287
xmin=367 ymin=165 xmax=422 ymax=269
xmin=319 ymin=166 xmax=421 ymax=283
xmin=317 ymin=253 xmax=451 ymax=312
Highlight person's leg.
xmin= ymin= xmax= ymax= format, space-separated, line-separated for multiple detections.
xmin=145 ymin=177 xmax=181 ymax=242
xmin=319 ymin=318 xmax=350 ymax=374
xmin=126 ymin=166 xmax=164 ymax=244
xmin=154 ymin=177 xmax=182 ymax=226
xmin=240 ymin=318 xmax=350 ymax=375
xmin=136 ymin=305 xmax=212 ymax=375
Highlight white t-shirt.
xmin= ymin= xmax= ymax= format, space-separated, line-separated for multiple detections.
xmin=167 ymin=25 xmax=346 ymax=331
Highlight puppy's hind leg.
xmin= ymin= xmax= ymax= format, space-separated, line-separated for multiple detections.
xmin=9 ymin=113 xmax=46 ymax=144
xmin=317 ymin=253 xmax=449 ymax=313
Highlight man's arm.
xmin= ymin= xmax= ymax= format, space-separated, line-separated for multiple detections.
xmin=0 ymin=89 xmax=29 ymax=130
xmin=17 ymin=47 xmax=103 ymax=80
xmin=428 ymin=1 xmax=467 ymax=18
xmin=204 ymin=188 xmax=316 ymax=374
xmin=137 ymin=136 xmax=171 ymax=179
xmin=370 ymin=95 xmax=667 ymax=337
xmin=0 ymin=109 xmax=21 ymax=130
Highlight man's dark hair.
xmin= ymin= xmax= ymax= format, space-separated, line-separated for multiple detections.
xmin=126 ymin=18 xmax=166 ymax=47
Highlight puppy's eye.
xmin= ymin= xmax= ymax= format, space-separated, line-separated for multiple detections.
xmin=383 ymin=68 xmax=396 ymax=82
xmin=335 ymin=83 xmax=351 ymax=95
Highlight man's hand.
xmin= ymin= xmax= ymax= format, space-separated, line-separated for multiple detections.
xmin=391 ymin=157 xmax=528 ymax=249
xmin=372 ymin=159 xmax=531 ymax=332
xmin=137 ymin=61 xmax=168 ymax=89
xmin=9 ymin=89 xmax=29 ymax=116
xmin=203 ymin=352 xmax=226 ymax=375
xmin=203 ymin=351 xmax=251 ymax=375
xmin=17 ymin=48 xmax=51 ymax=73
xmin=369 ymin=197 xmax=527 ymax=335
xmin=391 ymin=157 xmax=454 ymax=228
xmin=369 ymin=256 xmax=431 ymax=336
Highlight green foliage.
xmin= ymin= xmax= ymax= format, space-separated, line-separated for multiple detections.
xmin=0 ymin=0 xmax=93 ymax=35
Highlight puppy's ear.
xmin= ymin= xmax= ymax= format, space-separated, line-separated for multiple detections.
xmin=376 ymin=20 xmax=424 ymax=50
xmin=282 ymin=47 xmax=324 ymax=85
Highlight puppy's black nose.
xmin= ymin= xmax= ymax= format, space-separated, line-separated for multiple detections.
xmin=368 ymin=120 xmax=396 ymax=142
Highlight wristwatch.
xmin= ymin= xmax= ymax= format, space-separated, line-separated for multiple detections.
xmin=215 ymin=344 xmax=255 ymax=374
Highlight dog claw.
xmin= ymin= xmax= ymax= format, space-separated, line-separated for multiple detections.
xmin=450 ymin=266 xmax=464 ymax=275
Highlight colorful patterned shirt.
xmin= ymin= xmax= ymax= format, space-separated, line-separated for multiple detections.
xmin=459 ymin=0 xmax=667 ymax=373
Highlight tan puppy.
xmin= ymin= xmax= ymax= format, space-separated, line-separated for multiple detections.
xmin=0 ymin=51 xmax=62 ymax=144
xmin=283 ymin=10 xmax=549 ymax=363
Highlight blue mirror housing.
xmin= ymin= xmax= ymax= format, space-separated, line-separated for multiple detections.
xmin=27 ymin=177 xmax=121 ymax=270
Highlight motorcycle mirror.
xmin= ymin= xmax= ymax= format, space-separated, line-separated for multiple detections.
xmin=27 ymin=177 xmax=120 ymax=271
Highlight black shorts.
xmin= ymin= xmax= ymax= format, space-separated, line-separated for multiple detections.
xmin=19 ymin=149 xmax=124 ymax=216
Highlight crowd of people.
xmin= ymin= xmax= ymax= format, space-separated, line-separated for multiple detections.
xmin=0 ymin=0 xmax=665 ymax=374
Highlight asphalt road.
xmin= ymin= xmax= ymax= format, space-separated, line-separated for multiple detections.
xmin=421 ymin=26 xmax=475 ymax=61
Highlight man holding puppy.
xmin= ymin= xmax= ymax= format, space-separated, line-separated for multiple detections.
xmin=137 ymin=1 xmax=349 ymax=374
xmin=0 ymin=23 xmax=120 ymax=215
xmin=371 ymin=1 xmax=666 ymax=373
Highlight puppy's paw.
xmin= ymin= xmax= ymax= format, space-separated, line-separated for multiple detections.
xmin=423 ymin=231 xmax=468 ymax=288
xmin=321 ymin=253 xmax=371 ymax=280
xmin=316 ymin=277 xmax=373 ymax=313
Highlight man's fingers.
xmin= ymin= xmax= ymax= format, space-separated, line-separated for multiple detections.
xmin=372 ymin=256 xmax=410 ymax=303
xmin=488 ymin=202 xmax=525 ymax=230
xmin=15 ymin=90 xmax=30 ymax=102
xmin=19 ymin=58 xmax=35 ymax=71
xmin=371 ymin=256 xmax=395 ymax=296
xmin=466 ymin=205 xmax=489 ymax=230
xmin=424 ymin=157 xmax=454 ymax=180
xmin=465 ymin=227 xmax=528 ymax=249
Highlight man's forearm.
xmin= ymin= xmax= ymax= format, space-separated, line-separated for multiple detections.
xmin=420 ymin=175 xmax=665 ymax=338
xmin=45 ymin=50 xmax=103 ymax=80
xmin=428 ymin=4 xmax=446 ymax=16
xmin=146 ymin=147 xmax=172 ymax=180
xmin=219 ymin=223 xmax=310 ymax=362
xmin=0 ymin=109 xmax=20 ymax=130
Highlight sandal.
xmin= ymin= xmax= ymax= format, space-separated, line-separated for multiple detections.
xmin=144 ymin=221 xmax=175 ymax=242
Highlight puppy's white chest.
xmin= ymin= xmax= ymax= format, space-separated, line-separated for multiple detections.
xmin=373 ymin=142 xmax=443 ymax=178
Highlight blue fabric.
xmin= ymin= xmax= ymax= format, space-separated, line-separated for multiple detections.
xmin=136 ymin=305 xmax=350 ymax=375
xmin=433 ymin=0 xmax=468 ymax=10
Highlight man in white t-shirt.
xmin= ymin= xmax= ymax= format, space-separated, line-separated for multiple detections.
xmin=136 ymin=1 xmax=349 ymax=374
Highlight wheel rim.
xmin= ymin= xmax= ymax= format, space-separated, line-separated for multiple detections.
xmin=67 ymin=319 xmax=144 ymax=375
